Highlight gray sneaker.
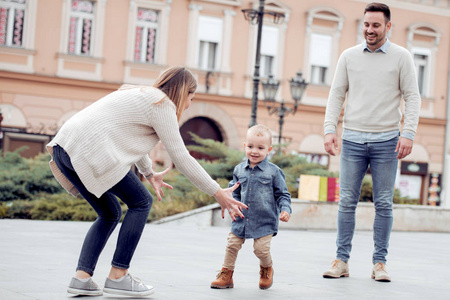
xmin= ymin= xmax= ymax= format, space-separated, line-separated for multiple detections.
xmin=67 ymin=277 xmax=103 ymax=296
xmin=103 ymin=273 xmax=155 ymax=296
xmin=323 ymin=259 xmax=349 ymax=278
xmin=372 ymin=262 xmax=391 ymax=282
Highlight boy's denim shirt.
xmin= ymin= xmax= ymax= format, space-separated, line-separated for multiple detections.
xmin=229 ymin=156 xmax=292 ymax=239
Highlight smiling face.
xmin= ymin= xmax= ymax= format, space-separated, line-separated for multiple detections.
xmin=244 ymin=132 xmax=272 ymax=168
xmin=363 ymin=11 xmax=391 ymax=52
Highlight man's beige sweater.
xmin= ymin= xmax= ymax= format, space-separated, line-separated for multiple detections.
xmin=324 ymin=42 xmax=421 ymax=135
xmin=47 ymin=86 xmax=220 ymax=198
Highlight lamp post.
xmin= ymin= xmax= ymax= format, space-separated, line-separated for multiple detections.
xmin=242 ymin=0 xmax=285 ymax=128
xmin=262 ymin=71 xmax=308 ymax=153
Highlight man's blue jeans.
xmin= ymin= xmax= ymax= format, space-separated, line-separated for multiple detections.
xmin=337 ymin=137 xmax=398 ymax=264
xmin=52 ymin=145 xmax=153 ymax=276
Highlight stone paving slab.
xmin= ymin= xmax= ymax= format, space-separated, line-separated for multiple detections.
xmin=0 ymin=219 xmax=449 ymax=299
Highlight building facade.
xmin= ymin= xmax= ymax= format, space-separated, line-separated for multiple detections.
xmin=1 ymin=0 xmax=449 ymax=207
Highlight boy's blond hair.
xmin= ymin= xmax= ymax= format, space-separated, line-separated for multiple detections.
xmin=247 ymin=124 xmax=272 ymax=146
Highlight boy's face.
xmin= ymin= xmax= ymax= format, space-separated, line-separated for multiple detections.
xmin=244 ymin=133 xmax=272 ymax=168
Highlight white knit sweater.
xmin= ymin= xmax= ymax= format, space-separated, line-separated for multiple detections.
xmin=47 ymin=86 xmax=220 ymax=198
xmin=324 ymin=42 xmax=421 ymax=135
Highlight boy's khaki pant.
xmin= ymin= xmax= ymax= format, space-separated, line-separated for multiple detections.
xmin=223 ymin=232 xmax=273 ymax=270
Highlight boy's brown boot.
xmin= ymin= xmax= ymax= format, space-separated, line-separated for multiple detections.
xmin=259 ymin=266 xmax=274 ymax=289
xmin=210 ymin=267 xmax=234 ymax=289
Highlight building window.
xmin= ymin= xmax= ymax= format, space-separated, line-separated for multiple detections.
xmin=197 ymin=16 xmax=222 ymax=71
xmin=260 ymin=25 xmax=278 ymax=77
xmin=67 ymin=0 xmax=95 ymax=56
xmin=124 ymin=0 xmax=170 ymax=84
xmin=198 ymin=41 xmax=217 ymax=70
xmin=413 ymin=50 xmax=430 ymax=96
xmin=260 ymin=55 xmax=274 ymax=78
xmin=407 ymin=24 xmax=441 ymax=100
xmin=309 ymin=33 xmax=332 ymax=85
xmin=134 ymin=8 xmax=158 ymax=63
xmin=0 ymin=0 xmax=26 ymax=47
xmin=411 ymin=47 xmax=432 ymax=98
xmin=305 ymin=8 xmax=344 ymax=90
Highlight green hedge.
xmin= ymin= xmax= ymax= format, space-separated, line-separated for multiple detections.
xmin=0 ymin=149 xmax=63 ymax=201
xmin=1 ymin=135 xmax=412 ymax=221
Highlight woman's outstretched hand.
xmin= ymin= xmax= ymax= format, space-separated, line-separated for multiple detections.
xmin=214 ymin=182 xmax=248 ymax=221
xmin=148 ymin=167 xmax=173 ymax=201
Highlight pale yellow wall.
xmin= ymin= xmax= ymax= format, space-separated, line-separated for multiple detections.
xmin=101 ymin=0 xmax=129 ymax=83
xmin=33 ymin=0 xmax=62 ymax=75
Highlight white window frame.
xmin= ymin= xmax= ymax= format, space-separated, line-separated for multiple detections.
xmin=0 ymin=0 xmax=37 ymax=73
xmin=412 ymin=47 xmax=431 ymax=97
xmin=304 ymin=8 xmax=343 ymax=88
xmin=67 ymin=0 xmax=96 ymax=56
xmin=196 ymin=15 xmax=222 ymax=71
xmin=124 ymin=0 xmax=170 ymax=85
xmin=133 ymin=7 xmax=159 ymax=64
xmin=57 ymin=0 xmax=106 ymax=81
xmin=0 ymin=0 xmax=26 ymax=47
xmin=309 ymin=33 xmax=332 ymax=85
xmin=244 ymin=1 xmax=290 ymax=100
xmin=260 ymin=25 xmax=278 ymax=78
xmin=198 ymin=40 xmax=218 ymax=70
xmin=301 ymin=7 xmax=343 ymax=107
xmin=407 ymin=23 xmax=441 ymax=102
xmin=260 ymin=54 xmax=274 ymax=78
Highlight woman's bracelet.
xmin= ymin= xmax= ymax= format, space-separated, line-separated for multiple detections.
xmin=145 ymin=172 xmax=154 ymax=180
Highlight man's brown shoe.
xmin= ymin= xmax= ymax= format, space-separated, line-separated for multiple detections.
xmin=259 ymin=266 xmax=274 ymax=289
xmin=211 ymin=267 xmax=234 ymax=289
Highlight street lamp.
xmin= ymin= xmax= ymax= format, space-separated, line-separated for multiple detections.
xmin=242 ymin=0 xmax=285 ymax=128
xmin=262 ymin=71 xmax=308 ymax=152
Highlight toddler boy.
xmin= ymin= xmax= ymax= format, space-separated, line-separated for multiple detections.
xmin=210 ymin=124 xmax=291 ymax=290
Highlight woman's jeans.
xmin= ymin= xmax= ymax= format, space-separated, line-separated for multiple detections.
xmin=337 ymin=137 xmax=398 ymax=265
xmin=52 ymin=145 xmax=153 ymax=276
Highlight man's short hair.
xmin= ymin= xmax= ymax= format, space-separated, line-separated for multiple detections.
xmin=364 ymin=2 xmax=391 ymax=23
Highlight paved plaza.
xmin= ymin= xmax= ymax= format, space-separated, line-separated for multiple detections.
xmin=0 ymin=219 xmax=449 ymax=299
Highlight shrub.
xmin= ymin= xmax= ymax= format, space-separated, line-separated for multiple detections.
xmin=1 ymin=136 xmax=340 ymax=221
xmin=4 ymin=200 xmax=34 ymax=219
xmin=0 ymin=150 xmax=63 ymax=201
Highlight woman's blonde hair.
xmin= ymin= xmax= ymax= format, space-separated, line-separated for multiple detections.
xmin=153 ymin=66 xmax=197 ymax=121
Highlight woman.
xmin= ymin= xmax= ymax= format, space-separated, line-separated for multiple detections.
xmin=47 ymin=66 xmax=247 ymax=297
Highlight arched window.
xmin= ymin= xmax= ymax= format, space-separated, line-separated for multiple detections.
xmin=244 ymin=0 xmax=290 ymax=99
xmin=407 ymin=23 xmax=441 ymax=100
xmin=0 ymin=0 xmax=38 ymax=73
xmin=305 ymin=7 xmax=344 ymax=86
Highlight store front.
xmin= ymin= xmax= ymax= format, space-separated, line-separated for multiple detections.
xmin=395 ymin=161 xmax=429 ymax=205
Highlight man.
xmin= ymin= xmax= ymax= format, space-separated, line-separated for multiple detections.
xmin=322 ymin=2 xmax=421 ymax=282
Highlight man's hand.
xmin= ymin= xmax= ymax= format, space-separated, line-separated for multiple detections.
xmin=279 ymin=211 xmax=290 ymax=222
xmin=324 ymin=133 xmax=339 ymax=156
xmin=395 ymin=137 xmax=413 ymax=159
xmin=148 ymin=167 xmax=173 ymax=201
